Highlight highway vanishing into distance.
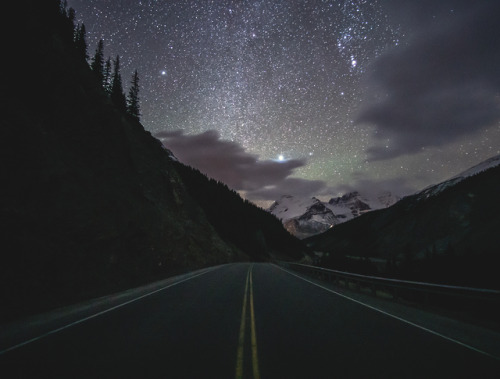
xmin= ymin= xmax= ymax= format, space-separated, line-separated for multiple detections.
xmin=1 ymin=263 xmax=499 ymax=378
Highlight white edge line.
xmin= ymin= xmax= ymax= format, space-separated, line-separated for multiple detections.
xmin=287 ymin=263 xmax=500 ymax=293
xmin=0 ymin=265 xmax=221 ymax=355
xmin=274 ymin=264 xmax=500 ymax=361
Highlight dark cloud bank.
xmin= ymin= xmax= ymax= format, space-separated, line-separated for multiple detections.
xmin=156 ymin=130 xmax=326 ymax=201
xmin=359 ymin=1 xmax=500 ymax=161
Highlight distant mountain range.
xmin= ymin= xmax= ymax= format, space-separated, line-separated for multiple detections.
xmin=269 ymin=191 xmax=399 ymax=239
xmin=305 ymin=154 xmax=500 ymax=288
xmin=269 ymin=154 xmax=500 ymax=240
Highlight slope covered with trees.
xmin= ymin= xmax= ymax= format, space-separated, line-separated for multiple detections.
xmin=306 ymin=165 xmax=500 ymax=289
xmin=1 ymin=1 xmax=304 ymax=322
xmin=173 ymin=163 xmax=305 ymax=262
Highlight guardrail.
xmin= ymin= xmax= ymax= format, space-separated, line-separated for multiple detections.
xmin=277 ymin=262 xmax=500 ymax=317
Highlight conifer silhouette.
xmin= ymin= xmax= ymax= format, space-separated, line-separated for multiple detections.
xmin=91 ymin=39 xmax=105 ymax=86
xmin=73 ymin=23 xmax=88 ymax=60
xmin=127 ymin=70 xmax=140 ymax=120
xmin=103 ymin=57 xmax=112 ymax=93
xmin=110 ymin=55 xmax=126 ymax=110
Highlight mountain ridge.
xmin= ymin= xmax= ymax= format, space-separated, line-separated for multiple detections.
xmin=417 ymin=153 xmax=500 ymax=200
xmin=305 ymin=159 xmax=500 ymax=289
xmin=269 ymin=191 xmax=399 ymax=238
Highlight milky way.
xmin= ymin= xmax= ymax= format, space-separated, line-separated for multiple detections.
xmin=68 ymin=0 xmax=500 ymax=202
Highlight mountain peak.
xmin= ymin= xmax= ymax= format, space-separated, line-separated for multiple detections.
xmin=305 ymin=162 xmax=500 ymax=289
xmin=268 ymin=191 xmax=399 ymax=239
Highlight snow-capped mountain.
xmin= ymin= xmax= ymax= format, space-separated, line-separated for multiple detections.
xmin=269 ymin=191 xmax=399 ymax=239
xmin=269 ymin=197 xmax=339 ymax=239
xmin=270 ymin=154 xmax=500 ymax=239
xmin=306 ymin=154 xmax=500 ymax=289
xmin=327 ymin=191 xmax=394 ymax=220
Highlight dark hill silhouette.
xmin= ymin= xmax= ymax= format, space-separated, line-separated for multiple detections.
xmin=306 ymin=165 xmax=500 ymax=289
xmin=1 ymin=1 xmax=304 ymax=322
xmin=173 ymin=162 xmax=304 ymax=262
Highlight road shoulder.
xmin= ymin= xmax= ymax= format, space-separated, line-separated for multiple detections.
xmin=0 ymin=264 xmax=225 ymax=354
xmin=275 ymin=264 xmax=500 ymax=361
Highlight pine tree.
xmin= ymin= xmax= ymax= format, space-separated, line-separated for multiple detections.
xmin=91 ymin=39 xmax=105 ymax=86
xmin=67 ymin=5 xmax=75 ymax=24
xmin=127 ymin=70 xmax=140 ymax=120
xmin=103 ymin=57 xmax=112 ymax=93
xmin=110 ymin=55 xmax=126 ymax=110
xmin=74 ymin=23 xmax=88 ymax=60
xmin=55 ymin=1 xmax=76 ymax=46
xmin=59 ymin=0 xmax=68 ymax=17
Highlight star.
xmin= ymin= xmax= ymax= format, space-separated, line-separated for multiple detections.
xmin=67 ymin=0 xmax=500 ymax=201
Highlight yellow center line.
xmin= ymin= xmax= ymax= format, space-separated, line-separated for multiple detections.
xmin=235 ymin=268 xmax=250 ymax=379
xmin=249 ymin=265 xmax=260 ymax=379
xmin=235 ymin=264 xmax=260 ymax=379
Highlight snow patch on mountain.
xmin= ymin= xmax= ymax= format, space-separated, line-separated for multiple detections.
xmin=269 ymin=191 xmax=399 ymax=239
xmin=268 ymin=195 xmax=320 ymax=220
xmin=451 ymin=154 xmax=500 ymax=179
xmin=418 ymin=154 xmax=500 ymax=199
xmin=270 ymin=155 xmax=500 ymax=239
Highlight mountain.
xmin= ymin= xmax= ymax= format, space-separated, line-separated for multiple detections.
xmin=328 ymin=190 xmax=399 ymax=219
xmin=269 ymin=191 xmax=399 ymax=239
xmin=0 ymin=1 xmax=304 ymax=322
xmin=416 ymin=154 xmax=500 ymax=200
xmin=269 ymin=197 xmax=339 ymax=239
xmin=305 ymin=156 xmax=500 ymax=289
xmin=171 ymin=163 xmax=306 ymax=263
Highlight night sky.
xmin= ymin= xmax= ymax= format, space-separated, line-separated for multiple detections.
xmin=67 ymin=0 xmax=500 ymax=206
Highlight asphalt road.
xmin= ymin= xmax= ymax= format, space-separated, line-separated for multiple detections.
xmin=1 ymin=263 xmax=499 ymax=378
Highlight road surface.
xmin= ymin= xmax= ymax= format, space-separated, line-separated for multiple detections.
xmin=1 ymin=263 xmax=499 ymax=378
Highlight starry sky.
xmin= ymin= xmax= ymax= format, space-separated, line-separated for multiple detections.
xmin=68 ymin=0 xmax=500 ymax=206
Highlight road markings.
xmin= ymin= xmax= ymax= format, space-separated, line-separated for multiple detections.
xmin=0 ymin=265 xmax=222 ymax=355
xmin=235 ymin=269 xmax=250 ymax=378
xmin=235 ymin=264 xmax=260 ymax=379
xmin=249 ymin=267 xmax=260 ymax=379
xmin=275 ymin=264 xmax=500 ymax=361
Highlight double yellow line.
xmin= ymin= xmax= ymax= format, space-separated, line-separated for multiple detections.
xmin=235 ymin=264 xmax=260 ymax=379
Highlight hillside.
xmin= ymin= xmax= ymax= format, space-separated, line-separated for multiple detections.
xmin=173 ymin=163 xmax=305 ymax=262
xmin=306 ymin=164 xmax=500 ymax=289
xmin=0 ymin=1 xmax=304 ymax=322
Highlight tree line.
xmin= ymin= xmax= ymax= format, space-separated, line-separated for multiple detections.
xmin=60 ymin=0 xmax=141 ymax=121
xmin=172 ymin=162 xmax=306 ymax=261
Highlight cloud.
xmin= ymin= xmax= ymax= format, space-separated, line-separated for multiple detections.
xmin=155 ymin=130 xmax=326 ymax=201
xmin=358 ymin=2 xmax=500 ymax=161
xmin=246 ymin=177 xmax=327 ymax=200
xmin=330 ymin=174 xmax=417 ymax=199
